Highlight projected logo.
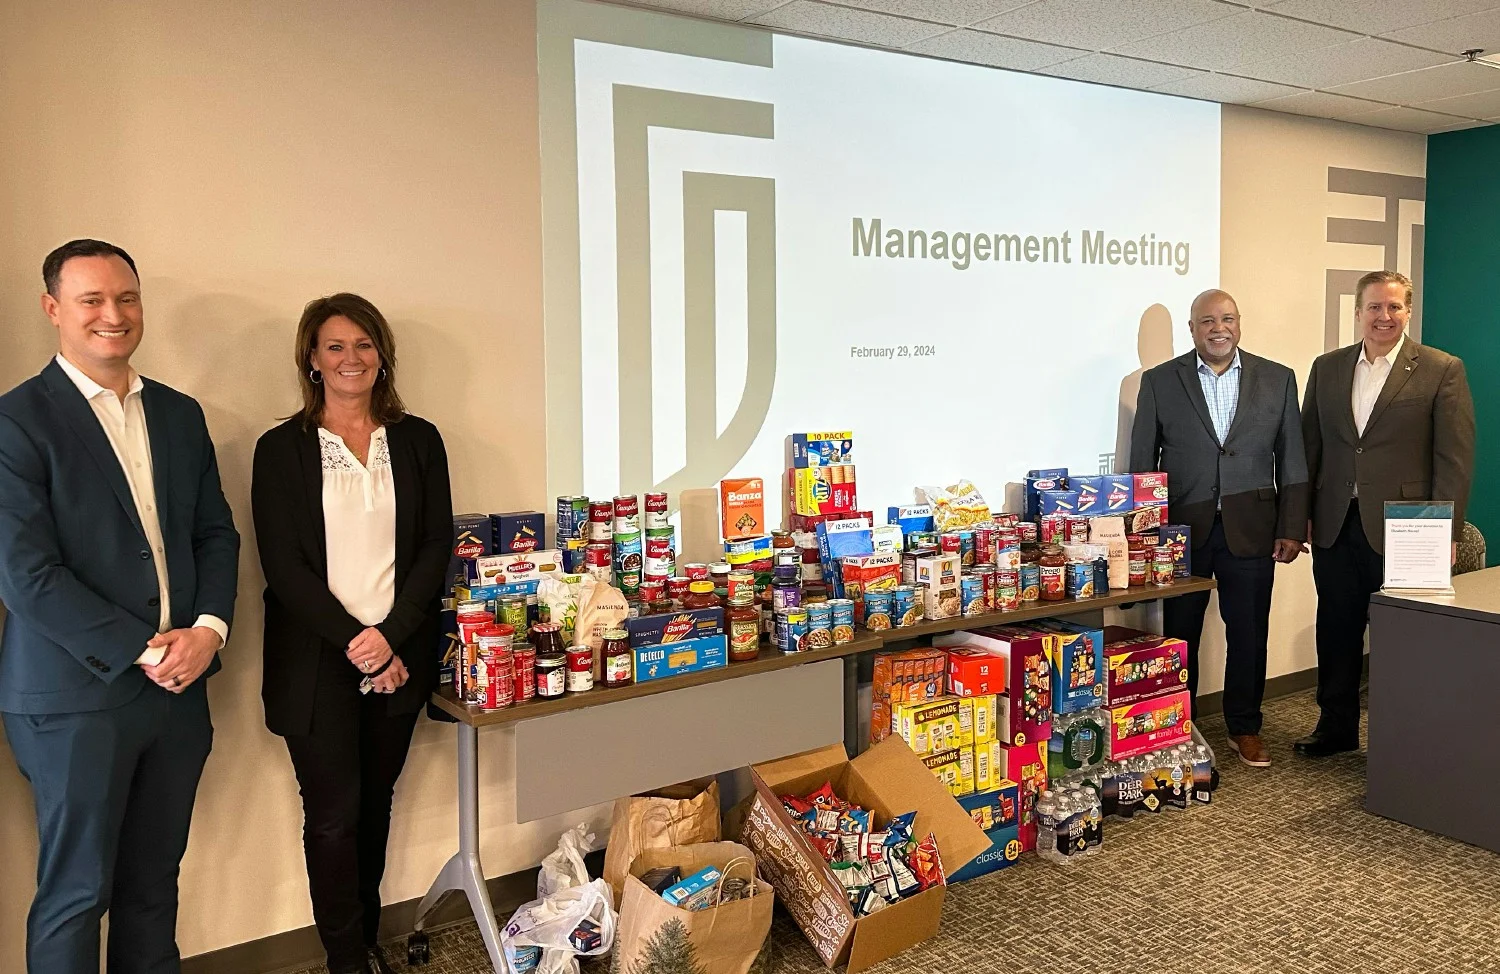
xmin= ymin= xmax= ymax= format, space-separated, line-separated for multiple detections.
xmin=539 ymin=3 xmax=779 ymax=510
xmin=1323 ymin=167 xmax=1425 ymax=350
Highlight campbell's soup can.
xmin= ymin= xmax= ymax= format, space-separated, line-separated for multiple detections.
xmin=978 ymin=567 xmax=998 ymax=612
xmin=973 ymin=525 xmax=997 ymax=566
xmin=566 ymin=646 xmax=595 ymax=692
xmin=1017 ymin=521 xmax=1038 ymax=544
xmin=996 ymin=568 xmax=1020 ymax=611
xmin=667 ymin=576 xmax=691 ymax=602
xmin=1039 ymin=514 xmax=1066 ymax=545
xmin=683 ymin=562 xmax=711 ymax=581
xmin=645 ymin=535 xmax=675 ymax=578
xmin=638 ymin=579 xmax=666 ymax=606
xmin=482 ymin=656 xmax=514 ymax=711
xmin=587 ymin=501 xmax=613 ymax=542
xmin=940 ymin=532 xmax=962 ymax=557
xmin=612 ymin=495 xmax=639 ymax=534
xmin=1066 ymin=515 xmax=1091 ymax=545
xmin=644 ymin=492 xmax=669 ymax=530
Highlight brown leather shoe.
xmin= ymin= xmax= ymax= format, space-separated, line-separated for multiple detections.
xmin=1227 ymin=734 xmax=1271 ymax=768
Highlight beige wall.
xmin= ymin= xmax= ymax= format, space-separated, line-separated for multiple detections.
xmin=0 ymin=2 xmax=1430 ymax=965
xmin=1198 ymin=106 xmax=1426 ymax=699
xmin=0 ymin=0 xmax=614 ymax=965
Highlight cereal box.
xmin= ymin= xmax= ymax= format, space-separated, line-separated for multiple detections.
xmin=893 ymin=696 xmax=975 ymax=756
xmin=871 ymin=648 xmax=947 ymax=745
xmin=1107 ymin=689 xmax=1192 ymax=760
xmin=490 ymin=511 xmax=544 ymax=553
xmin=789 ymin=431 xmax=854 ymax=468
xmin=720 ymin=477 xmax=767 ymax=540
xmin=921 ymin=746 xmax=975 ymax=798
xmin=1102 ymin=626 xmax=1190 ymax=706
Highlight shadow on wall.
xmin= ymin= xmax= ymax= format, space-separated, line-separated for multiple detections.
xmin=1116 ymin=303 xmax=1176 ymax=472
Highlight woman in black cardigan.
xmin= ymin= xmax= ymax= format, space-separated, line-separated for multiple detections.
xmin=252 ymin=293 xmax=451 ymax=974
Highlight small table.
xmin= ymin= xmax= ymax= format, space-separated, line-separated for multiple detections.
xmin=411 ymin=577 xmax=1217 ymax=971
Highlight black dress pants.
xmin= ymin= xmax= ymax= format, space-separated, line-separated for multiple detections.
xmin=1161 ymin=516 xmax=1275 ymax=736
xmin=282 ymin=664 xmax=420 ymax=974
xmin=1310 ymin=501 xmax=1384 ymax=743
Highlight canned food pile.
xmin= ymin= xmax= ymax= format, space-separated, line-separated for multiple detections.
xmin=439 ymin=441 xmax=1191 ymax=709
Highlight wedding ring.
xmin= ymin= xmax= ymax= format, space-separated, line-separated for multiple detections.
xmin=172 ymin=676 xmax=182 ymax=687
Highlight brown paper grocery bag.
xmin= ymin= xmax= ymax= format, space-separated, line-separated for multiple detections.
xmin=602 ymin=778 xmax=721 ymax=905
xmin=612 ymin=842 xmax=773 ymax=974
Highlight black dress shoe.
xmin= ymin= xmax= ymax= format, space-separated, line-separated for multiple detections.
xmin=1293 ymin=732 xmax=1358 ymax=757
xmin=364 ymin=946 xmax=396 ymax=974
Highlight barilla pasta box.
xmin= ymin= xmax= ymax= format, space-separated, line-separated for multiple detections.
xmin=1037 ymin=489 xmax=1083 ymax=518
xmin=1159 ymin=523 xmax=1193 ymax=577
xmin=1026 ymin=620 xmax=1106 ymax=714
xmin=1132 ymin=471 xmax=1169 ymax=514
xmin=471 ymin=549 xmax=562 ymax=587
xmin=893 ymin=696 xmax=975 ymax=756
xmin=789 ymin=431 xmax=854 ymax=468
xmin=741 ymin=739 xmax=990 ymax=973
xmin=1102 ymin=626 xmax=1190 ymax=706
xmin=1024 ymin=468 xmax=1068 ymax=521
xmin=871 ymin=648 xmax=947 ymax=745
xmin=934 ymin=629 xmax=1053 ymax=746
xmin=633 ymin=634 xmax=727 ymax=683
xmin=887 ymin=503 xmax=935 ymax=535
xmin=1107 ymin=689 xmax=1192 ymax=760
xmin=1071 ymin=475 xmax=1133 ymax=514
xmin=626 ymin=607 xmax=725 ymax=648
xmin=792 ymin=465 xmax=858 ymax=517
xmin=449 ymin=513 xmax=492 ymax=591
xmin=490 ymin=511 xmax=544 ymax=553
xmin=949 ymin=781 xmax=1022 ymax=882
xmin=720 ymin=477 xmax=766 ymax=540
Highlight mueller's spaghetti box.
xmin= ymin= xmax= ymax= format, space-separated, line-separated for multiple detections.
xmin=871 ymin=648 xmax=947 ymax=744
xmin=471 ymin=549 xmax=563 ymax=586
xmin=490 ymin=511 xmax=544 ymax=553
xmin=950 ymin=782 xmax=1022 ymax=882
xmin=626 ymin=607 xmax=725 ymax=647
xmin=449 ymin=513 xmax=492 ymax=591
xmin=720 ymin=477 xmax=766 ymax=540
xmin=921 ymin=746 xmax=975 ymax=798
xmin=741 ymin=739 xmax=990 ymax=973
xmin=1027 ymin=620 xmax=1106 ymax=714
xmin=893 ymin=696 xmax=975 ymax=756
xmin=935 ymin=629 xmax=1053 ymax=746
xmin=1037 ymin=489 xmax=1083 ymax=517
xmin=1024 ymin=468 xmax=1068 ymax=522
xmin=1159 ymin=523 xmax=1193 ymax=577
xmin=633 ymin=633 xmax=727 ymax=683
xmin=1102 ymin=626 xmax=1190 ymax=706
xmin=946 ymin=647 xmax=1005 ymax=697
xmin=792 ymin=465 xmax=857 ymax=517
xmin=789 ymin=431 xmax=854 ymax=468
xmin=1132 ymin=471 xmax=1170 ymax=514
xmin=1107 ymin=689 xmax=1192 ymax=760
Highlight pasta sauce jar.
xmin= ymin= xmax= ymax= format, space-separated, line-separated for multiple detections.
xmin=1039 ymin=545 xmax=1067 ymax=602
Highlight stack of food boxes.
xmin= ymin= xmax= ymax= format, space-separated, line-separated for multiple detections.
xmin=1100 ymin=625 xmax=1192 ymax=760
xmin=787 ymin=431 xmax=858 ymax=518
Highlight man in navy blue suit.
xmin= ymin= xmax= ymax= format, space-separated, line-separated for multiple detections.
xmin=0 ymin=239 xmax=239 ymax=974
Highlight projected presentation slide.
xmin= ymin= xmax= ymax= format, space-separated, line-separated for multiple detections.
xmin=540 ymin=0 xmax=1222 ymax=523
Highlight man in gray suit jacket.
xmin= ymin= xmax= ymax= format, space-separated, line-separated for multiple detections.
xmin=1131 ymin=290 xmax=1309 ymax=768
xmin=1295 ymin=270 xmax=1474 ymax=757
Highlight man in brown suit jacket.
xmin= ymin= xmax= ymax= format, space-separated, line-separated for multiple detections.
xmin=1296 ymin=270 xmax=1475 ymax=757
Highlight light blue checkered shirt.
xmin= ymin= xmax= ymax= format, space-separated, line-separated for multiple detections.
xmin=1196 ymin=350 xmax=1241 ymax=444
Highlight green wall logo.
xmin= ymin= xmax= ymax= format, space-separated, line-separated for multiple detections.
xmin=1324 ymin=167 xmax=1425 ymax=350
xmin=539 ymin=0 xmax=778 ymax=511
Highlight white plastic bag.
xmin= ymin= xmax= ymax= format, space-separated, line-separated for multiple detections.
xmin=538 ymin=823 xmax=593 ymax=899
xmin=502 ymin=825 xmax=617 ymax=974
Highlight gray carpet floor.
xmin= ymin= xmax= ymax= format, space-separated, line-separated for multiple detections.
xmin=290 ymin=688 xmax=1500 ymax=974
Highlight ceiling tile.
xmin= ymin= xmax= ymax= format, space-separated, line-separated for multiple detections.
xmin=904 ymin=26 xmax=1088 ymax=68
xmin=1038 ymin=53 xmax=1205 ymax=88
xmin=1414 ymin=84 xmax=1500 ymax=116
xmin=1328 ymin=61 xmax=1500 ymax=103
xmin=1249 ymin=88 xmax=1396 ymax=117
xmin=1346 ymin=104 xmax=1483 ymax=131
xmin=1150 ymin=71 xmax=1305 ymax=102
xmin=627 ymin=0 xmax=789 ymax=20
xmin=1382 ymin=7 xmax=1500 ymax=54
xmin=747 ymin=0 xmax=952 ymax=45
xmin=832 ymin=0 xmax=1036 ymax=28
xmin=1234 ymin=37 xmax=1452 ymax=88
xmin=1255 ymin=0 xmax=1500 ymax=36
xmin=971 ymin=0 xmax=1238 ymax=51
xmin=1112 ymin=10 xmax=1358 ymax=70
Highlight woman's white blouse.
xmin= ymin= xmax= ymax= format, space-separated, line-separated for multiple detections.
xmin=320 ymin=427 xmax=396 ymax=628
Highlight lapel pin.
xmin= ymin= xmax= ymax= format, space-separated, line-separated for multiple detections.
xmin=1405 ymin=366 xmax=1412 ymax=371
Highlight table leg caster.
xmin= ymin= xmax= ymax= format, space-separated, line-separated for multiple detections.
xmin=407 ymin=931 xmax=431 ymax=966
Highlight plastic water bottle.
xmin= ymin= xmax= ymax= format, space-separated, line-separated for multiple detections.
xmin=1035 ymin=791 xmax=1060 ymax=862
